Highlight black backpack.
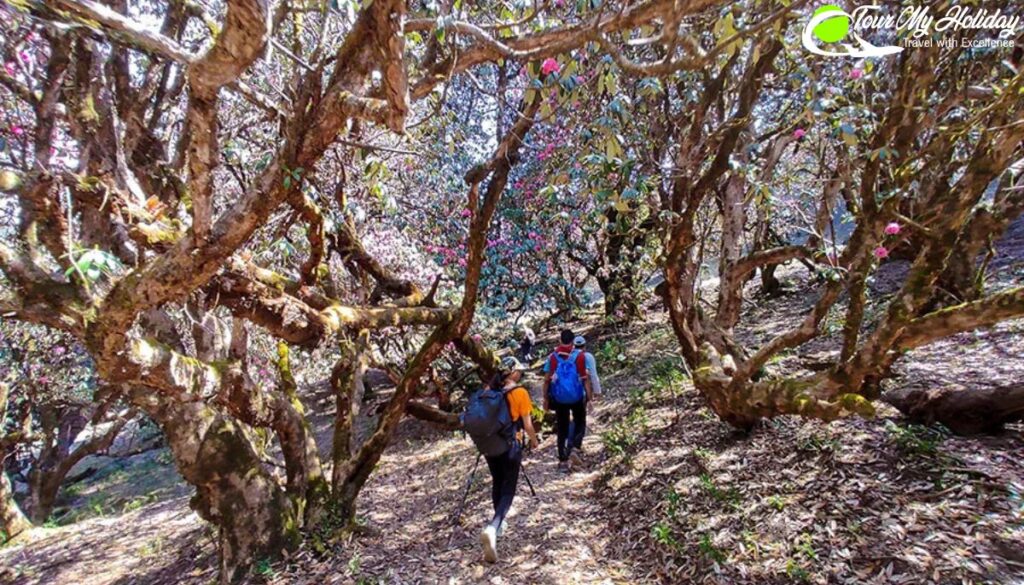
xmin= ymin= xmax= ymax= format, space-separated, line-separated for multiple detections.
xmin=461 ymin=387 xmax=518 ymax=456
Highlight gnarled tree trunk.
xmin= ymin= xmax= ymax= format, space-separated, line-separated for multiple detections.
xmin=1 ymin=470 xmax=30 ymax=541
xmin=130 ymin=391 xmax=298 ymax=583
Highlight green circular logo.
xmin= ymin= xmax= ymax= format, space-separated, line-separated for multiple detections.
xmin=812 ymin=5 xmax=850 ymax=43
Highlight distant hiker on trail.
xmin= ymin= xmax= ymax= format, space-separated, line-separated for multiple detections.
xmin=519 ymin=326 xmax=536 ymax=362
xmin=460 ymin=356 xmax=539 ymax=563
xmin=573 ymin=335 xmax=602 ymax=398
xmin=543 ymin=329 xmax=593 ymax=471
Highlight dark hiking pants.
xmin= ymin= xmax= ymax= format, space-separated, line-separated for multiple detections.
xmin=485 ymin=441 xmax=522 ymax=528
xmin=554 ymin=400 xmax=587 ymax=461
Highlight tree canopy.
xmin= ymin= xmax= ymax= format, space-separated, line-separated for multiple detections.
xmin=1 ymin=0 xmax=1022 ymax=581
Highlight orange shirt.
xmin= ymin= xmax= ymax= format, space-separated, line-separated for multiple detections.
xmin=506 ymin=386 xmax=533 ymax=422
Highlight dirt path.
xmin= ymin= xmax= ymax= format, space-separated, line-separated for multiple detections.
xmin=285 ymin=386 xmax=638 ymax=584
xmin=1 ymin=382 xmax=638 ymax=585
xmin=0 ymin=496 xmax=214 ymax=585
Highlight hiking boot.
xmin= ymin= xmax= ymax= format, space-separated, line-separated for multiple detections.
xmin=480 ymin=525 xmax=498 ymax=563
xmin=569 ymin=451 xmax=583 ymax=467
xmin=558 ymin=460 xmax=570 ymax=473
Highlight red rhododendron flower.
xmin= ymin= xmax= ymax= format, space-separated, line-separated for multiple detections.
xmin=541 ymin=58 xmax=560 ymax=76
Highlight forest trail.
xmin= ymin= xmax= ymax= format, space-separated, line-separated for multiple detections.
xmin=286 ymin=373 xmax=638 ymax=584
xmin=0 ymin=370 xmax=641 ymax=585
xmin=2 ymin=307 xmax=1023 ymax=585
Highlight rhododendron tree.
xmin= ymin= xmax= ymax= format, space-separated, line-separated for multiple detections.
xmin=1 ymin=0 xmax=1022 ymax=579
xmin=0 ymin=0 xmax=751 ymax=580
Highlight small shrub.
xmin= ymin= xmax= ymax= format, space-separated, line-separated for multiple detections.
xmin=795 ymin=532 xmax=817 ymax=560
xmin=598 ymin=339 xmax=629 ymax=370
xmin=768 ymin=494 xmax=786 ymax=511
xmin=885 ymin=421 xmax=949 ymax=456
xmin=138 ymin=536 xmax=164 ymax=558
xmin=665 ymin=487 xmax=682 ymax=519
xmin=692 ymin=447 xmax=712 ymax=461
xmin=796 ymin=432 xmax=839 ymax=454
xmin=698 ymin=473 xmax=740 ymax=506
xmin=651 ymin=521 xmax=679 ymax=549
xmin=785 ymin=558 xmax=810 ymax=581
xmin=601 ymin=407 xmax=647 ymax=459
xmin=253 ymin=558 xmax=275 ymax=578
xmin=698 ymin=533 xmax=726 ymax=563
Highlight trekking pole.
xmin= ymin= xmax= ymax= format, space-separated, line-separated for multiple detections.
xmin=520 ymin=461 xmax=538 ymax=497
xmin=452 ymin=452 xmax=482 ymax=527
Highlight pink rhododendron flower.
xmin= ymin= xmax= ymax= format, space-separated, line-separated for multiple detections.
xmin=3 ymin=62 xmax=14 ymax=76
xmin=873 ymin=246 xmax=889 ymax=259
xmin=472 ymin=333 xmax=483 ymax=342
xmin=53 ymin=346 xmax=66 ymax=355
xmin=541 ymin=58 xmax=560 ymax=76
xmin=849 ymin=68 xmax=864 ymax=80
xmin=10 ymin=125 xmax=23 ymax=136
xmin=460 ymin=208 xmax=472 ymax=217
xmin=884 ymin=222 xmax=901 ymax=235
xmin=793 ymin=128 xmax=806 ymax=139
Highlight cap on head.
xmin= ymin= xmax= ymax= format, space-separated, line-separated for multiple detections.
xmin=573 ymin=336 xmax=586 ymax=347
xmin=499 ymin=356 xmax=524 ymax=375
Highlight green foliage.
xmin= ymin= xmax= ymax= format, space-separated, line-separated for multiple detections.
xmin=597 ymin=339 xmax=629 ymax=370
xmin=253 ymin=558 xmax=275 ymax=578
xmin=885 ymin=421 xmax=950 ymax=457
xmin=698 ymin=533 xmax=726 ymax=563
xmin=783 ymin=533 xmax=818 ymax=582
xmin=665 ymin=487 xmax=682 ymax=519
xmin=796 ymin=431 xmax=840 ymax=454
xmin=64 ymin=247 xmax=123 ymax=282
xmin=601 ymin=407 xmax=647 ymax=460
xmin=794 ymin=532 xmax=817 ymax=560
xmin=767 ymin=494 xmax=786 ymax=511
xmin=785 ymin=558 xmax=810 ymax=582
xmin=138 ymin=536 xmax=165 ymax=558
xmin=651 ymin=521 xmax=679 ymax=550
xmin=698 ymin=473 xmax=741 ymax=507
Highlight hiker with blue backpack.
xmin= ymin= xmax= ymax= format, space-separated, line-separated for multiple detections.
xmin=542 ymin=329 xmax=593 ymax=472
xmin=460 ymin=356 xmax=539 ymax=563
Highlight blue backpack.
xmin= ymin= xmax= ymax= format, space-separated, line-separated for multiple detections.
xmin=550 ymin=351 xmax=586 ymax=405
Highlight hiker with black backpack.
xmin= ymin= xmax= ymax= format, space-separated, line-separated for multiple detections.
xmin=460 ymin=356 xmax=539 ymax=563
xmin=542 ymin=329 xmax=593 ymax=472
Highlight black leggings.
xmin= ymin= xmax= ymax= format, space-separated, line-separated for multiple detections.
xmin=554 ymin=401 xmax=587 ymax=461
xmin=484 ymin=443 xmax=522 ymax=528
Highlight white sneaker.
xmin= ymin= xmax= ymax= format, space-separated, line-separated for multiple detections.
xmin=496 ymin=519 xmax=507 ymax=537
xmin=480 ymin=525 xmax=498 ymax=563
